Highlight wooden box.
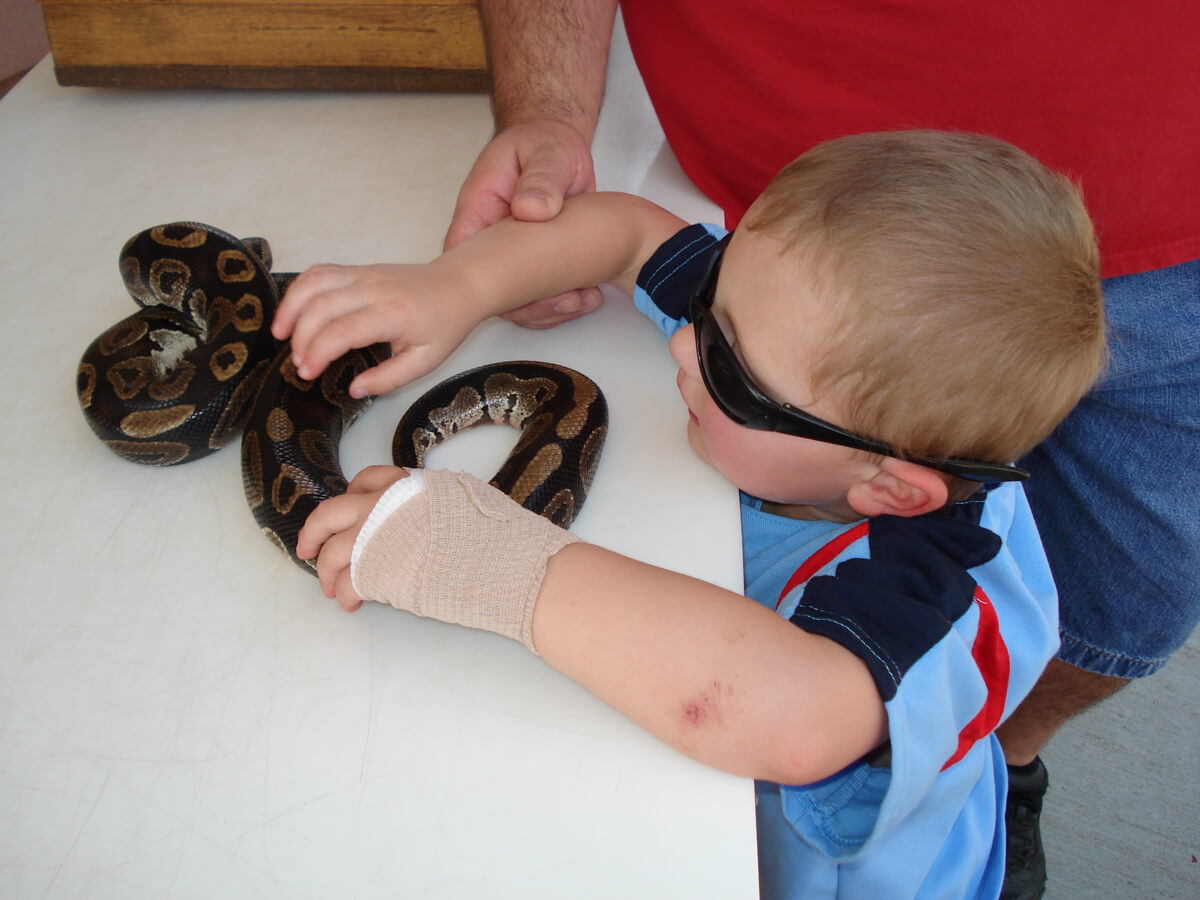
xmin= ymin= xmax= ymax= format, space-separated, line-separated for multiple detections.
xmin=39 ymin=0 xmax=489 ymax=91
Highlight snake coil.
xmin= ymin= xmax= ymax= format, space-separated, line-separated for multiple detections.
xmin=77 ymin=222 xmax=608 ymax=572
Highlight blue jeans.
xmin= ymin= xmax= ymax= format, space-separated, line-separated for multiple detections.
xmin=1019 ymin=257 xmax=1200 ymax=678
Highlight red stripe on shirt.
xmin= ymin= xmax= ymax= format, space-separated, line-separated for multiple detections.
xmin=776 ymin=522 xmax=871 ymax=611
xmin=943 ymin=586 xmax=1011 ymax=769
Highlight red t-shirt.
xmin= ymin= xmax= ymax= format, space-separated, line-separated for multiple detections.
xmin=621 ymin=0 xmax=1200 ymax=277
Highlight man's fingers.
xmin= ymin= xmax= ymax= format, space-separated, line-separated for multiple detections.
xmin=508 ymin=143 xmax=579 ymax=222
xmin=446 ymin=121 xmax=596 ymax=251
xmin=445 ymin=186 xmax=515 ymax=251
xmin=509 ymin=185 xmax=564 ymax=222
xmin=444 ymin=137 xmax=523 ymax=250
xmin=499 ymin=285 xmax=604 ymax=329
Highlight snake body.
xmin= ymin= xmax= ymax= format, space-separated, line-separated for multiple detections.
xmin=77 ymin=223 xmax=283 ymax=465
xmin=393 ymin=361 xmax=608 ymax=531
xmin=78 ymin=223 xmax=608 ymax=573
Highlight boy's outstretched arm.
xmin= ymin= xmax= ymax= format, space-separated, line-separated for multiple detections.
xmin=300 ymin=468 xmax=889 ymax=786
xmin=535 ymin=543 xmax=890 ymax=785
xmin=271 ymin=192 xmax=686 ymax=398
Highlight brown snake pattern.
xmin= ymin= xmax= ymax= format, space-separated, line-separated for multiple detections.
xmin=77 ymin=222 xmax=608 ymax=573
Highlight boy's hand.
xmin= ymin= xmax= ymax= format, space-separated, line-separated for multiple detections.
xmin=302 ymin=466 xmax=579 ymax=652
xmin=444 ymin=119 xmax=603 ymax=330
xmin=272 ymin=262 xmax=479 ymax=398
xmin=297 ymin=465 xmax=411 ymax=612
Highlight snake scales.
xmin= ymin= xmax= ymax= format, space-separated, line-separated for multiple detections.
xmin=77 ymin=222 xmax=608 ymax=572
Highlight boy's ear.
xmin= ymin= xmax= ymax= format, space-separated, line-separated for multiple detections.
xmin=846 ymin=458 xmax=950 ymax=518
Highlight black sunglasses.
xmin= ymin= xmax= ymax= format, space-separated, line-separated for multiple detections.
xmin=688 ymin=235 xmax=1029 ymax=483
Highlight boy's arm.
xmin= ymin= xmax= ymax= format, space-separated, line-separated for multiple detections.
xmin=272 ymin=192 xmax=686 ymax=398
xmin=535 ymin=543 xmax=890 ymax=785
xmin=303 ymin=468 xmax=888 ymax=785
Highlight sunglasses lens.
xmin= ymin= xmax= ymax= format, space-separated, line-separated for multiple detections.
xmin=696 ymin=310 xmax=753 ymax=425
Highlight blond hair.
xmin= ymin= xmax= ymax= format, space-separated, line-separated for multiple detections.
xmin=744 ymin=131 xmax=1105 ymax=497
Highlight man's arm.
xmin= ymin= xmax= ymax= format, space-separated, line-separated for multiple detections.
xmin=447 ymin=0 xmax=616 ymax=241
xmin=482 ymin=0 xmax=616 ymax=145
xmin=444 ymin=0 xmax=620 ymax=328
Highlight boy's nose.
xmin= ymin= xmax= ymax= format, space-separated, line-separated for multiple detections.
xmin=668 ymin=324 xmax=699 ymax=375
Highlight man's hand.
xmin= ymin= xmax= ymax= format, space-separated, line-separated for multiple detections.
xmin=445 ymin=119 xmax=604 ymax=329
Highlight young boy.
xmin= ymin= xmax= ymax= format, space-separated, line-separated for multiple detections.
xmin=272 ymin=131 xmax=1104 ymax=898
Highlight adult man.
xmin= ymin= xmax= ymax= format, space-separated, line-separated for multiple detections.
xmin=445 ymin=3 xmax=1200 ymax=896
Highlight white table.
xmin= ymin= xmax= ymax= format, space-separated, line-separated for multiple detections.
xmin=0 ymin=24 xmax=758 ymax=900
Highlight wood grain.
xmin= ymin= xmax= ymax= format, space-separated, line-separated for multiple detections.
xmin=39 ymin=0 xmax=488 ymax=91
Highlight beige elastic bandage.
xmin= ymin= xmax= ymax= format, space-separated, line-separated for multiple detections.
xmin=350 ymin=469 xmax=581 ymax=654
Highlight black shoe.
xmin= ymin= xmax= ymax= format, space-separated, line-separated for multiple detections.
xmin=1001 ymin=757 xmax=1049 ymax=900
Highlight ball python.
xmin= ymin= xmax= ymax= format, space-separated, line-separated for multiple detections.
xmin=78 ymin=222 xmax=608 ymax=573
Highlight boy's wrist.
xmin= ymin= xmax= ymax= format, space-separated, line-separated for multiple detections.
xmin=426 ymin=254 xmax=507 ymax=328
xmin=350 ymin=469 xmax=581 ymax=653
xmin=434 ymin=222 xmax=565 ymax=322
xmin=349 ymin=469 xmax=427 ymax=574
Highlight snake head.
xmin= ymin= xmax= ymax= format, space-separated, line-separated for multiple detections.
xmin=117 ymin=222 xmax=282 ymax=333
xmin=79 ymin=222 xmax=290 ymax=465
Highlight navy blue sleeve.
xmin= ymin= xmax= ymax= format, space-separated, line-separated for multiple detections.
xmin=633 ymin=223 xmax=726 ymax=337
xmin=791 ymin=512 xmax=1002 ymax=702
